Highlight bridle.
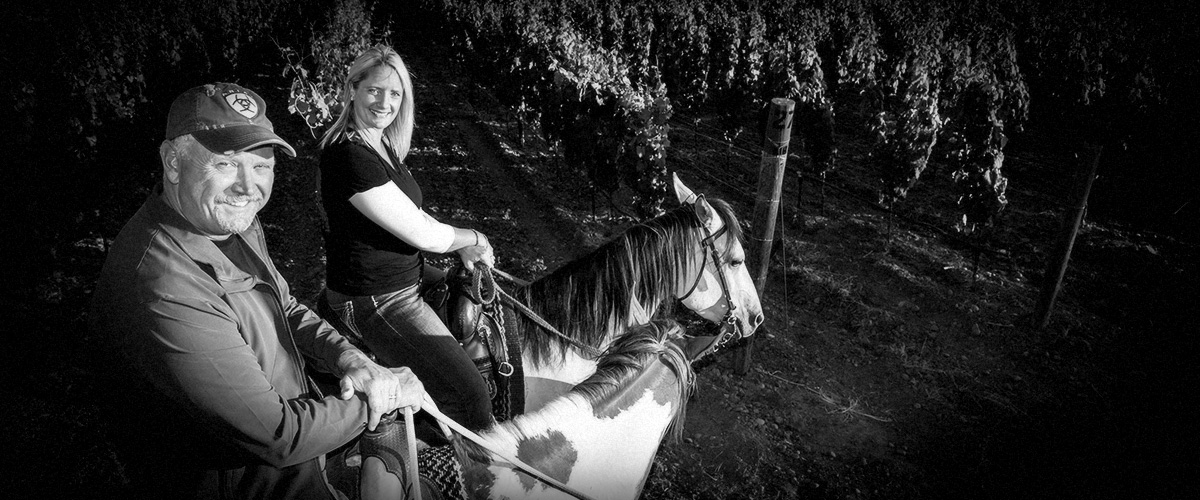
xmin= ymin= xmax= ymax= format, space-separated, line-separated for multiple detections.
xmin=678 ymin=210 xmax=742 ymax=356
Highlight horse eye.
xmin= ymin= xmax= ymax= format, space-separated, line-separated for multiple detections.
xmin=730 ymin=258 xmax=744 ymax=268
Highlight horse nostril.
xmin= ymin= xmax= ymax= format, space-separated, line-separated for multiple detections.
xmin=751 ymin=313 xmax=764 ymax=329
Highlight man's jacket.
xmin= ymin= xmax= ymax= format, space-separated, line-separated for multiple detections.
xmin=90 ymin=191 xmax=367 ymax=499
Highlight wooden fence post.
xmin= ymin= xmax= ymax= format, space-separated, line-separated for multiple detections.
xmin=1034 ymin=144 xmax=1103 ymax=329
xmin=735 ymin=98 xmax=795 ymax=375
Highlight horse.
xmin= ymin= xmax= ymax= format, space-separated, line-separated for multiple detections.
xmin=350 ymin=174 xmax=764 ymax=498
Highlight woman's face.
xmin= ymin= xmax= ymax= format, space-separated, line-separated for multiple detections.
xmin=352 ymin=65 xmax=403 ymax=132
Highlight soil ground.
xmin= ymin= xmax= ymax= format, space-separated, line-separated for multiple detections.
xmin=6 ymin=12 xmax=1199 ymax=500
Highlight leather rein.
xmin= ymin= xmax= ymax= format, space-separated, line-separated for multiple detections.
xmin=478 ymin=266 xmax=605 ymax=359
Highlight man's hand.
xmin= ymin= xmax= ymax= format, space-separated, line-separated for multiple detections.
xmin=338 ymin=351 xmax=426 ymax=431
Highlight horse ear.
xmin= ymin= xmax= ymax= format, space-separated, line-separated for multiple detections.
xmin=673 ymin=172 xmax=699 ymax=205
xmin=693 ymin=195 xmax=716 ymax=228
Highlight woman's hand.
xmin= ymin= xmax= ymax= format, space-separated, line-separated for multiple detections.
xmin=338 ymin=352 xmax=427 ymax=430
xmin=458 ymin=229 xmax=495 ymax=271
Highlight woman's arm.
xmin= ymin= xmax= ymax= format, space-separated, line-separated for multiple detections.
xmin=350 ymin=182 xmax=477 ymax=253
xmin=350 ymin=182 xmax=495 ymax=269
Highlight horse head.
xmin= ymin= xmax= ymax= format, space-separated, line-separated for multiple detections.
xmin=516 ymin=176 xmax=765 ymax=367
xmin=671 ymin=173 xmax=765 ymax=355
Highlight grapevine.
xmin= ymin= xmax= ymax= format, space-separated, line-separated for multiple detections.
xmin=868 ymin=1 xmax=946 ymax=211
xmin=434 ymin=0 xmax=674 ymax=215
xmin=283 ymin=0 xmax=393 ymax=136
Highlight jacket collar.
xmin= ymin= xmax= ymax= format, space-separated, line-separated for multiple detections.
xmin=143 ymin=188 xmax=267 ymax=293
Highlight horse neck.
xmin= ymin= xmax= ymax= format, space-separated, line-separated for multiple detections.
xmin=575 ymin=346 xmax=690 ymax=437
xmin=458 ymin=345 xmax=691 ymax=499
xmin=517 ymin=209 xmax=700 ymax=361
xmin=518 ymin=298 xmax=667 ymax=416
xmin=517 ymin=281 xmax=672 ymax=360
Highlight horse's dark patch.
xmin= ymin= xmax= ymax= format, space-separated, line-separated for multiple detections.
xmin=649 ymin=364 xmax=678 ymax=407
xmin=515 ymin=430 xmax=577 ymax=492
xmin=459 ymin=458 xmax=496 ymax=500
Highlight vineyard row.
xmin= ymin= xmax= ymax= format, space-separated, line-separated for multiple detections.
xmin=418 ymin=0 xmax=1152 ymax=235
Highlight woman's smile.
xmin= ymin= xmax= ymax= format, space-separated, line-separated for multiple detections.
xmin=353 ymin=65 xmax=404 ymax=132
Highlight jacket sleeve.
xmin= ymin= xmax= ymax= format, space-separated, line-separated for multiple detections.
xmin=248 ymin=216 xmax=362 ymax=376
xmin=283 ymin=292 xmax=361 ymax=376
xmin=135 ymin=286 xmax=369 ymax=468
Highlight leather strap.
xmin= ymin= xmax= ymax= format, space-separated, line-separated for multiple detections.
xmin=404 ymin=407 xmax=422 ymax=500
xmin=422 ymin=402 xmax=596 ymax=500
xmin=497 ymin=287 xmax=604 ymax=359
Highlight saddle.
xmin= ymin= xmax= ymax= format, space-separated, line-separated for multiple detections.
xmin=421 ymin=265 xmax=523 ymax=420
xmin=329 ymin=411 xmax=466 ymax=500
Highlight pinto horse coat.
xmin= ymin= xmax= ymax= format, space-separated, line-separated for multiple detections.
xmin=454 ymin=320 xmax=695 ymax=499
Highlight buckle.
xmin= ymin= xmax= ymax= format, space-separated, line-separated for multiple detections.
xmin=497 ymin=362 xmax=515 ymax=377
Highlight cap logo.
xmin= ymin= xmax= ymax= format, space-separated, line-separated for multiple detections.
xmin=223 ymin=90 xmax=258 ymax=119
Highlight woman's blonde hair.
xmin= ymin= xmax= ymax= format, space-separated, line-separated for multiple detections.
xmin=319 ymin=44 xmax=415 ymax=162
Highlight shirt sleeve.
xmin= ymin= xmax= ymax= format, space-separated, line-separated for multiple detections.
xmin=135 ymin=287 xmax=368 ymax=468
xmin=322 ymin=141 xmax=392 ymax=199
xmin=350 ymin=183 xmax=458 ymax=253
xmin=324 ymin=140 xmax=458 ymax=253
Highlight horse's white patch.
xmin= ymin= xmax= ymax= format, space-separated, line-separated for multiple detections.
xmin=483 ymin=389 xmax=676 ymax=499
xmin=523 ymin=344 xmax=599 ymax=412
xmin=523 ymin=347 xmax=597 ymax=386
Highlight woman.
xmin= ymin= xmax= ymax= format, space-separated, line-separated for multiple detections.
xmin=317 ymin=45 xmax=494 ymax=432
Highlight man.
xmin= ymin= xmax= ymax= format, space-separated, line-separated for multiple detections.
xmin=89 ymin=82 xmax=424 ymax=499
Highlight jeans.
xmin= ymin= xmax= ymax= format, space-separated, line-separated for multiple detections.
xmin=319 ymin=270 xmax=493 ymax=432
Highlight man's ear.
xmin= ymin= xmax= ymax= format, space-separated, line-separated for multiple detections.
xmin=160 ymin=141 xmax=181 ymax=185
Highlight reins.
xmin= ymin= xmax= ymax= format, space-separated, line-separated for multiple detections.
xmin=490 ymin=266 xmax=530 ymax=287
xmin=482 ymin=265 xmax=605 ymax=359
xmin=497 ymin=287 xmax=605 ymax=359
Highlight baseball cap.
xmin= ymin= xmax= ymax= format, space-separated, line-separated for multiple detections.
xmin=165 ymin=82 xmax=296 ymax=157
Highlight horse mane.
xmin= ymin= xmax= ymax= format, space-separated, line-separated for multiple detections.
xmin=570 ymin=320 xmax=696 ymax=442
xmin=516 ymin=198 xmax=743 ymax=366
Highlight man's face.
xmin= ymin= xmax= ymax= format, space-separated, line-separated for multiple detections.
xmin=168 ymin=141 xmax=275 ymax=239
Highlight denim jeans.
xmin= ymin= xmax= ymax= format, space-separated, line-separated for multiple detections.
xmin=319 ymin=271 xmax=492 ymax=432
